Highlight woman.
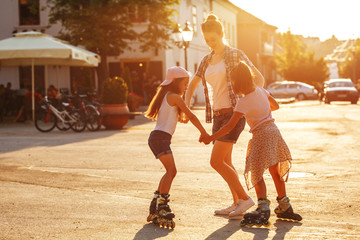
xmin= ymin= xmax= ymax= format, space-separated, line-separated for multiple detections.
xmin=184 ymin=13 xmax=265 ymax=218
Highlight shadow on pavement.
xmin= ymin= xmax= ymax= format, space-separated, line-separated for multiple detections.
xmin=240 ymin=226 xmax=270 ymax=240
xmin=272 ymin=219 xmax=302 ymax=240
xmin=204 ymin=220 xmax=242 ymax=240
xmin=133 ymin=223 xmax=173 ymax=240
xmin=240 ymin=219 xmax=302 ymax=240
xmin=0 ymin=114 xmax=152 ymax=153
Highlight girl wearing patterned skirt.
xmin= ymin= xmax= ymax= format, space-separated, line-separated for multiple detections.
xmin=201 ymin=61 xmax=302 ymax=227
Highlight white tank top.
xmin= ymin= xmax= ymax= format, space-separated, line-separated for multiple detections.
xmin=154 ymin=93 xmax=179 ymax=135
xmin=204 ymin=60 xmax=232 ymax=110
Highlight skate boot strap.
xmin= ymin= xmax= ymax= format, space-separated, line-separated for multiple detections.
xmin=258 ymin=199 xmax=270 ymax=206
xmin=158 ymin=198 xmax=170 ymax=205
xmin=275 ymin=196 xmax=292 ymax=213
xmin=277 ymin=196 xmax=290 ymax=203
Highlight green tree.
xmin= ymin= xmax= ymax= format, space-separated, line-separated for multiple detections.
xmin=275 ymin=30 xmax=329 ymax=87
xmin=339 ymin=38 xmax=360 ymax=83
xmin=47 ymin=0 xmax=179 ymax=88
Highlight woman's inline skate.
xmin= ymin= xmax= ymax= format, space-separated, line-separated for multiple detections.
xmin=240 ymin=199 xmax=271 ymax=228
xmin=146 ymin=190 xmax=159 ymax=223
xmin=274 ymin=196 xmax=302 ymax=222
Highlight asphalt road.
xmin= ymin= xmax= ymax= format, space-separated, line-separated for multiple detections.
xmin=0 ymin=101 xmax=359 ymax=240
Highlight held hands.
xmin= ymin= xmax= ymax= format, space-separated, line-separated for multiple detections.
xmin=199 ymin=132 xmax=212 ymax=145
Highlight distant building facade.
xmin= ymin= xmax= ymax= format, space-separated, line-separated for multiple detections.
xmin=325 ymin=39 xmax=356 ymax=80
xmin=0 ymin=0 xmax=276 ymax=104
xmin=236 ymin=8 xmax=277 ymax=86
xmin=0 ymin=0 xmax=64 ymax=94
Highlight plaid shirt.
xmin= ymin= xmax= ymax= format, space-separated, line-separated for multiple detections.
xmin=195 ymin=45 xmax=255 ymax=123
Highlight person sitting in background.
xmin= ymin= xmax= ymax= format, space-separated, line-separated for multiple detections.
xmin=15 ymin=88 xmax=42 ymax=122
xmin=48 ymin=85 xmax=61 ymax=99
xmin=47 ymin=85 xmax=61 ymax=108
xmin=4 ymin=82 xmax=17 ymax=116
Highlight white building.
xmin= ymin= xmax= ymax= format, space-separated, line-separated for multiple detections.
xmin=325 ymin=39 xmax=355 ymax=80
xmin=0 ymin=0 xmax=263 ymax=105
xmin=0 ymin=0 xmax=64 ymax=94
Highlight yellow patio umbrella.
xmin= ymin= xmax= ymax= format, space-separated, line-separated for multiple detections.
xmin=0 ymin=31 xmax=100 ymax=120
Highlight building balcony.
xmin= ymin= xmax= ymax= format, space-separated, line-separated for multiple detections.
xmin=261 ymin=42 xmax=274 ymax=57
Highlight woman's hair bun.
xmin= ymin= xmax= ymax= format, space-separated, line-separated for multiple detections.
xmin=205 ymin=13 xmax=218 ymax=22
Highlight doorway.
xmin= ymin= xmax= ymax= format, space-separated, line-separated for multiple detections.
xmin=122 ymin=61 xmax=147 ymax=97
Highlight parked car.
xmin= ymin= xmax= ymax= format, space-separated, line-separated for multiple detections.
xmin=266 ymin=81 xmax=286 ymax=91
xmin=323 ymin=78 xmax=359 ymax=104
xmin=267 ymin=81 xmax=318 ymax=100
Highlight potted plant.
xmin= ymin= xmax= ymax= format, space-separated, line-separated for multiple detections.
xmin=101 ymin=76 xmax=130 ymax=129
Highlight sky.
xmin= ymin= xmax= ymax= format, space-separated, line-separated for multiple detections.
xmin=230 ymin=0 xmax=360 ymax=41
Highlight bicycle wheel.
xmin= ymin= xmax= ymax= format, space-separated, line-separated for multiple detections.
xmin=55 ymin=114 xmax=71 ymax=131
xmin=69 ymin=109 xmax=86 ymax=132
xmin=35 ymin=106 xmax=57 ymax=132
xmin=85 ymin=105 xmax=101 ymax=131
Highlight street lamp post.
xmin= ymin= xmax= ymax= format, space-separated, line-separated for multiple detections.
xmin=172 ymin=21 xmax=193 ymax=70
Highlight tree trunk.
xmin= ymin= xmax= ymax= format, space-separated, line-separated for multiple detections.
xmin=96 ymin=52 xmax=109 ymax=94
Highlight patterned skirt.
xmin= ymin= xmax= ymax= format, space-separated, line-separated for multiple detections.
xmin=244 ymin=120 xmax=292 ymax=190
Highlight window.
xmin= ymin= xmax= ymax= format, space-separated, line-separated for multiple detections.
xmin=275 ymin=84 xmax=286 ymax=90
xmin=70 ymin=67 xmax=96 ymax=94
xmin=192 ymin=6 xmax=197 ymax=35
xmin=203 ymin=10 xmax=208 ymax=22
xmin=232 ymin=25 xmax=235 ymax=46
xmin=19 ymin=0 xmax=40 ymax=26
xmin=19 ymin=66 xmax=44 ymax=95
xmin=227 ymin=22 xmax=231 ymax=45
xmin=289 ymin=84 xmax=299 ymax=89
xmin=128 ymin=5 xmax=136 ymax=22
xmin=128 ymin=5 xmax=148 ymax=23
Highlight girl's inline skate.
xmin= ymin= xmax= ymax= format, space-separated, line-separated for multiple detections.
xmin=156 ymin=194 xmax=175 ymax=228
xmin=146 ymin=190 xmax=159 ymax=223
xmin=274 ymin=196 xmax=302 ymax=221
xmin=240 ymin=199 xmax=271 ymax=228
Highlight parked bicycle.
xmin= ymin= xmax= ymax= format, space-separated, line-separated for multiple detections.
xmin=72 ymin=92 xmax=102 ymax=131
xmin=35 ymin=96 xmax=86 ymax=132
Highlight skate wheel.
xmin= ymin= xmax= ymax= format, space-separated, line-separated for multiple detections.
xmin=240 ymin=220 xmax=253 ymax=228
xmin=264 ymin=220 xmax=271 ymax=227
xmin=171 ymin=221 xmax=175 ymax=229
xmin=255 ymin=220 xmax=262 ymax=227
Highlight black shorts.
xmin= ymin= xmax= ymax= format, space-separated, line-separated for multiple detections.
xmin=148 ymin=130 xmax=172 ymax=158
xmin=212 ymin=111 xmax=245 ymax=143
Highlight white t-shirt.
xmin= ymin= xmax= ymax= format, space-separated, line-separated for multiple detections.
xmin=204 ymin=60 xmax=232 ymax=110
xmin=154 ymin=93 xmax=179 ymax=135
xmin=234 ymin=87 xmax=274 ymax=133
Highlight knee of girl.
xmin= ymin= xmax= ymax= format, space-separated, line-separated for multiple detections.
xmin=269 ymin=165 xmax=280 ymax=177
xmin=167 ymin=168 xmax=177 ymax=179
xmin=210 ymin=159 xmax=223 ymax=170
